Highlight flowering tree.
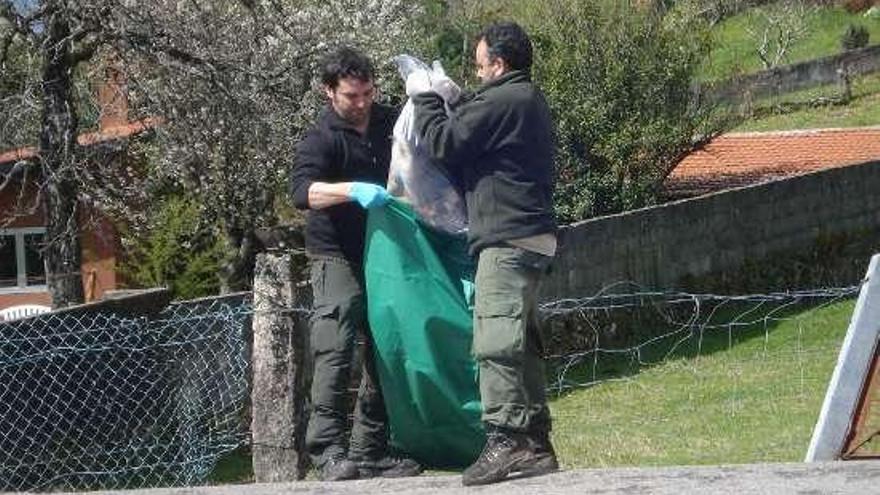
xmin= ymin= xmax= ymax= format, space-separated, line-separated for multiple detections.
xmin=1 ymin=0 xmax=417 ymax=303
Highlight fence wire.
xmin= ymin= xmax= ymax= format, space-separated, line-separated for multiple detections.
xmin=541 ymin=283 xmax=860 ymax=394
xmin=0 ymin=296 xmax=251 ymax=492
xmin=0 ymin=283 xmax=863 ymax=491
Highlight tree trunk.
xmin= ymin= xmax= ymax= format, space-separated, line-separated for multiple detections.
xmin=40 ymin=1 xmax=85 ymax=308
xmin=219 ymin=228 xmax=256 ymax=294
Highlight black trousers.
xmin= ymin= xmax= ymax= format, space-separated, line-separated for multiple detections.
xmin=305 ymin=256 xmax=388 ymax=467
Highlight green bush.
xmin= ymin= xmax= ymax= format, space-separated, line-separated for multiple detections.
xmin=413 ymin=1 xmax=728 ymax=222
xmin=525 ymin=1 xmax=723 ymax=221
xmin=120 ymin=196 xmax=223 ymax=300
xmin=841 ymin=23 xmax=870 ymax=50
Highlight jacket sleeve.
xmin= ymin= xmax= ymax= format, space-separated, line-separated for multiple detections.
xmin=412 ymin=92 xmax=489 ymax=169
xmin=289 ymin=129 xmax=329 ymax=210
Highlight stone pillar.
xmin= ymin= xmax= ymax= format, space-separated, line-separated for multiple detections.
xmin=837 ymin=67 xmax=852 ymax=103
xmin=251 ymin=252 xmax=311 ymax=481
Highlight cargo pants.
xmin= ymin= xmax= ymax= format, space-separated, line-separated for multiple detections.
xmin=305 ymin=255 xmax=388 ymax=467
xmin=473 ymin=246 xmax=553 ymax=433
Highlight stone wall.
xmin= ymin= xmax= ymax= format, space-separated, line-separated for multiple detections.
xmin=705 ymin=44 xmax=880 ymax=103
xmin=542 ymin=160 xmax=880 ymax=300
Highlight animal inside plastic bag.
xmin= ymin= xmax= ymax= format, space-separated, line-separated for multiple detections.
xmin=387 ymin=55 xmax=468 ymax=235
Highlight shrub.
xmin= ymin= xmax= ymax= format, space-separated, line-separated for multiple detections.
xmin=525 ymin=1 xmax=726 ymax=221
xmin=841 ymin=23 xmax=870 ymax=50
xmin=120 ymin=196 xmax=223 ymax=300
xmin=414 ymin=1 xmax=731 ymax=222
xmin=843 ymin=0 xmax=874 ymax=14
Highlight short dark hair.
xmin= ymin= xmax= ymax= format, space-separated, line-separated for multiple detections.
xmin=320 ymin=46 xmax=375 ymax=89
xmin=478 ymin=21 xmax=533 ymax=72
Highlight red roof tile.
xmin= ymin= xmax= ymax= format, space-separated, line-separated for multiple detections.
xmin=665 ymin=126 xmax=880 ymax=197
xmin=0 ymin=117 xmax=162 ymax=166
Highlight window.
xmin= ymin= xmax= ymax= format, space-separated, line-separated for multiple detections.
xmin=0 ymin=228 xmax=47 ymax=290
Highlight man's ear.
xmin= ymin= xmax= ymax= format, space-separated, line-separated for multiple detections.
xmin=495 ymin=57 xmax=509 ymax=76
xmin=323 ymin=84 xmax=335 ymax=99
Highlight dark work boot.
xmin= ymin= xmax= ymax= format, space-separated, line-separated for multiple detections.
xmin=318 ymin=453 xmax=359 ymax=481
xmin=462 ymin=424 xmax=557 ymax=486
xmin=522 ymin=429 xmax=559 ymax=476
xmin=350 ymin=451 xmax=423 ymax=478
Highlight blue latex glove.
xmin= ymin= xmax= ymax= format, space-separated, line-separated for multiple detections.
xmin=349 ymin=182 xmax=390 ymax=209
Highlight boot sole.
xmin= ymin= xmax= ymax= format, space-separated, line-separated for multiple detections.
xmin=462 ymin=454 xmax=529 ymax=486
xmin=462 ymin=454 xmax=559 ymax=486
xmin=514 ymin=455 xmax=560 ymax=478
xmin=358 ymin=466 xmax=423 ymax=479
xmin=320 ymin=470 xmax=359 ymax=482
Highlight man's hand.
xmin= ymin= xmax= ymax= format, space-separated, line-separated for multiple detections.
xmin=405 ymin=69 xmax=432 ymax=97
xmin=430 ymin=60 xmax=459 ymax=105
xmin=349 ymin=182 xmax=390 ymax=209
xmin=405 ymin=63 xmax=459 ymax=104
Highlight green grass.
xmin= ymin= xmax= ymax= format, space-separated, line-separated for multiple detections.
xmin=208 ymin=447 xmax=253 ymax=484
xmin=733 ymin=71 xmax=880 ymax=131
xmin=208 ymin=299 xmax=856 ymax=479
xmin=696 ymin=6 xmax=880 ymax=131
xmin=701 ymin=6 xmax=880 ymax=81
xmin=549 ymin=299 xmax=854 ymax=468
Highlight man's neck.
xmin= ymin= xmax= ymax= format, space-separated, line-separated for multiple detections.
xmin=329 ymin=107 xmax=370 ymax=136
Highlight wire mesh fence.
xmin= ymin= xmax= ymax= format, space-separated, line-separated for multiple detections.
xmin=540 ymin=283 xmax=864 ymax=467
xmin=0 ymin=294 xmax=252 ymax=492
xmin=0 ymin=282 xmax=863 ymax=490
xmin=541 ymin=283 xmax=861 ymax=393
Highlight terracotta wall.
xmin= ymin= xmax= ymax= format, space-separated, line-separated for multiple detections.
xmin=0 ymin=179 xmax=43 ymax=228
xmin=0 ymin=181 xmax=118 ymax=310
xmin=80 ymin=209 xmax=119 ymax=302
xmin=0 ymin=291 xmax=53 ymax=310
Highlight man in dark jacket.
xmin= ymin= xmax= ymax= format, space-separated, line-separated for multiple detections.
xmin=407 ymin=22 xmax=559 ymax=486
xmin=289 ymin=46 xmax=421 ymax=481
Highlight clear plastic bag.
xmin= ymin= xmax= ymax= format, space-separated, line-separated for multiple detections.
xmin=387 ymin=55 xmax=468 ymax=235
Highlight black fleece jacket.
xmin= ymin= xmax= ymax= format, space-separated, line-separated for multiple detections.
xmin=412 ymin=70 xmax=556 ymax=255
xmin=289 ymin=103 xmax=396 ymax=266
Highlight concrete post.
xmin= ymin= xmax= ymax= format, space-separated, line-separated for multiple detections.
xmin=251 ymin=252 xmax=311 ymax=481
xmin=806 ymin=253 xmax=880 ymax=461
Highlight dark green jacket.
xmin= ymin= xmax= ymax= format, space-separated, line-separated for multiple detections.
xmin=412 ymin=70 xmax=556 ymax=255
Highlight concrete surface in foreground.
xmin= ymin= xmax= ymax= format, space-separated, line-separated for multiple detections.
xmin=11 ymin=460 xmax=877 ymax=495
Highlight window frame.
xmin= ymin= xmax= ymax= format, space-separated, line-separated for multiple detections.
xmin=0 ymin=227 xmax=48 ymax=293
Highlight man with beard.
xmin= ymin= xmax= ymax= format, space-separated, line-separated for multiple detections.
xmin=407 ymin=22 xmax=559 ymax=486
xmin=289 ymin=46 xmax=422 ymax=481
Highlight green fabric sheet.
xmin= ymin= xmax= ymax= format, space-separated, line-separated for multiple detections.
xmin=365 ymin=197 xmax=484 ymax=468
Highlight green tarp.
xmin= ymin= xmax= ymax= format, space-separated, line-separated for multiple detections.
xmin=365 ymin=198 xmax=485 ymax=468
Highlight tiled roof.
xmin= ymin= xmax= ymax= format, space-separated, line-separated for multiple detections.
xmin=0 ymin=117 xmax=162 ymax=166
xmin=665 ymin=126 xmax=880 ymax=198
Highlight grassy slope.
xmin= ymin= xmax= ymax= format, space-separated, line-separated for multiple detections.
xmin=549 ymin=299 xmax=854 ymax=468
xmin=702 ymin=6 xmax=880 ymax=81
xmin=734 ymin=71 xmax=880 ymax=131
xmin=701 ymin=6 xmax=880 ymax=130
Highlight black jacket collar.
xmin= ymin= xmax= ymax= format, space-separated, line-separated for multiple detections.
xmin=322 ymin=103 xmax=389 ymax=132
xmin=476 ymin=70 xmax=531 ymax=94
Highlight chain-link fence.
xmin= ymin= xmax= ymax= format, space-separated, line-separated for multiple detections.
xmin=0 ymin=294 xmax=252 ymax=492
xmin=0 ymin=281 xmax=865 ymax=490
